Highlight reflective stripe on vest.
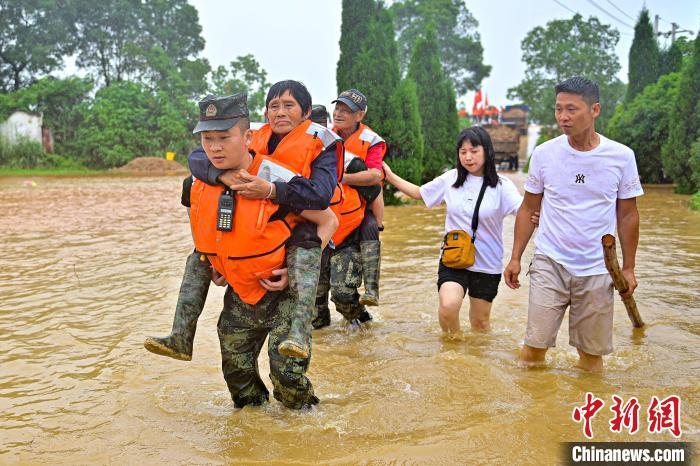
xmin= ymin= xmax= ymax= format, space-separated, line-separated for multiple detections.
xmin=331 ymin=123 xmax=386 ymax=245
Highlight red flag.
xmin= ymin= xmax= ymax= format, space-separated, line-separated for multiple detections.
xmin=472 ymin=89 xmax=482 ymax=113
xmin=484 ymin=93 xmax=489 ymax=109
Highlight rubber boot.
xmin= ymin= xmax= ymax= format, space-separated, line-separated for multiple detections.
xmin=312 ymin=249 xmax=331 ymax=329
xmin=359 ymin=240 xmax=380 ymax=306
xmin=313 ymin=300 xmax=331 ymax=330
xmin=278 ymin=246 xmax=321 ymax=359
xmin=144 ymin=252 xmax=211 ymax=361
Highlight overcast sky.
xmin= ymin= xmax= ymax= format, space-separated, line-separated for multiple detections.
xmin=191 ymin=0 xmax=698 ymax=110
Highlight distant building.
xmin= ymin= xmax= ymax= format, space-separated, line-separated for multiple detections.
xmin=0 ymin=110 xmax=53 ymax=153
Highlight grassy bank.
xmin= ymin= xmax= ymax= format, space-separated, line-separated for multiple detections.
xmin=0 ymin=166 xmax=104 ymax=177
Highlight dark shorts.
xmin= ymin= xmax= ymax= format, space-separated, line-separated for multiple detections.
xmin=437 ymin=262 xmax=501 ymax=303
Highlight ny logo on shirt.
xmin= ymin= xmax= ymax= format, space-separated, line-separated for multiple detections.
xmin=575 ymin=174 xmax=586 ymax=184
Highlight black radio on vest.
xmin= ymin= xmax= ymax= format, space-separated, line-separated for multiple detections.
xmin=217 ymin=189 xmax=235 ymax=232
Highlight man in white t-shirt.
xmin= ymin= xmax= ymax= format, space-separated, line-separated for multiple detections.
xmin=504 ymin=77 xmax=643 ymax=372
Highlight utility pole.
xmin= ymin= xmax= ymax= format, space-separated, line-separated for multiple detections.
xmin=655 ymin=17 xmax=693 ymax=43
xmin=654 ymin=15 xmax=659 ymax=36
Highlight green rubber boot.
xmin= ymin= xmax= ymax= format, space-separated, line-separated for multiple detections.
xmin=144 ymin=252 xmax=211 ymax=361
xmin=278 ymin=246 xmax=321 ymax=359
xmin=359 ymin=240 xmax=381 ymax=306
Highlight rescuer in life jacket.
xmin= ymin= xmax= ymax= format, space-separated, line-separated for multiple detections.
xmin=180 ymin=81 xmax=342 ymax=362
xmin=313 ymin=88 xmax=385 ymax=330
xmin=145 ymin=92 xmax=339 ymax=409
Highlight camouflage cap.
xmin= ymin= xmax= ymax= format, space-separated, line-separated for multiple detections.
xmin=332 ymin=89 xmax=367 ymax=112
xmin=193 ymin=93 xmax=249 ymax=134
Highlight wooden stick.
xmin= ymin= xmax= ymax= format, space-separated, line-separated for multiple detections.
xmin=602 ymin=234 xmax=644 ymax=328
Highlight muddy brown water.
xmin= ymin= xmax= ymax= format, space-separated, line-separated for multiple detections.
xmin=1 ymin=174 xmax=698 ymax=464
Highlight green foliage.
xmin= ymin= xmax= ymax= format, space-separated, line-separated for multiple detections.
xmin=337 ymin=0 xmax=374 ymax=93
xmin=507 ymin=14 xmax=625 ymax=133
xmin=608 ymin=73 xmax=680 ymax=183
xmin=408 ymin=25 xmax=459 ymax=181
xmin=662 ymin=33 xmax=700 ymax=194
xmin=689 ymin=136 xmax=700 ymax=191
xmin=660 ymin=39 xmax=686 ymax=76
xmin=391 ymin=0 xmax=490 ymax=94
xmin=0 ymin=0 xmax=77 ymax=91
xmin=211 ymin=55 xmax=271 ymax=121
xmin=385 ymin=78 xmax=424 ymax=185
xmin=626 ymin=9 xmax=660 ymax=102
xmin=0 ymin=136 xmax=45 ymax=168
xmin=75 ymin=82 xmax=193 ymax=168
xmin=535 ymin=126 xmax=561 ymax=146
xmin=71 ymin=0 xmax=208 ymax=92
xmin=0 ymin=76 xmax=94 ymax=153
xmin=349 ymin=6 xmax=401 ymax=133
xmin=689 ymin=191 xmax=700 ymax=211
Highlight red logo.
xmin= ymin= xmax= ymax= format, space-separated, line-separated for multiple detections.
xmin=572 ymin=393 xmax=683 ymax=439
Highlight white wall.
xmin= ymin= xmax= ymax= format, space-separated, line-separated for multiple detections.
xmin=0 ymin=111 xmax=43 ymax=144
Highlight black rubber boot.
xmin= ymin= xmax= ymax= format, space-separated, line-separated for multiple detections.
xmin=144 ymin=252 xmax=211 ymax=361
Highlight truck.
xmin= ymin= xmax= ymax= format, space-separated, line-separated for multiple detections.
xmin=482 ymin=123 xmax=521 ymax=170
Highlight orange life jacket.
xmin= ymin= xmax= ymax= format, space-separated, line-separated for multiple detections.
xmin=250 ymin=121 xmax=345 ymax=219
xmin=190 ymin=121 xmax=340 ymax=305
xmin=332 ymin=123 xmax=386 ymax=245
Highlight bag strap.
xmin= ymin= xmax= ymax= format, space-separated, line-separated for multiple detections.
xmin=470 ymin=180 xmax=489 ymax=240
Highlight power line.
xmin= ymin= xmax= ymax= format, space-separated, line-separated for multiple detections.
xmin=604 ymin=0 xmax=636 ymax=22
xmin=552 ymin=0 xmax=577 ymax=15
xmin=552 ymin=0 xmax=632 ymax=36
xmin=585 ymin=0 xmax=634 ymax=29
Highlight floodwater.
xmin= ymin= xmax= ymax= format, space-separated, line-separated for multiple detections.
xmin=1 ymin=174 xmax=698 ymax=465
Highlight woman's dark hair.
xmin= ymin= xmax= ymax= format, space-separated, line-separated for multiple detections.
xmin=265 ymin=80 xmax=312 ymax=115
xmin=452 ymin=126 xmax=499 ymax=189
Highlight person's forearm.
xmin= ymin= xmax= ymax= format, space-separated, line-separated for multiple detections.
xmin=188 ymin=149 xmax=223 ymax=185
xmin=617 ymin=207 xmax=639 ymax=270
xmin=386 ymin=172 xmax=421 ymax=200
xmin=511 ymin=206 xmax=537 ymax=261
xmin=342 ymin=169 xmax=382 ymax=186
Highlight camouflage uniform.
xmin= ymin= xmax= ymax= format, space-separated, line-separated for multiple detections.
xmin=329 ymin=242 xmax=370 ymax=322
xmin=312 ymin=248 xmax=332 ymax=328
xmin=218 ymin=286 xmax=318 ymax=409
xmin=144 ymin=251 xmax=211 ymax=360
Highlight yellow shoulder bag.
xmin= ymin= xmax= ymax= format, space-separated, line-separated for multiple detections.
xmin=440 ymin=180 xmax=488 ymax=269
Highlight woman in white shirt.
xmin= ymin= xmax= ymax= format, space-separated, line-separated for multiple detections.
xmin=383 ymin=126 xmax=523 ymax=334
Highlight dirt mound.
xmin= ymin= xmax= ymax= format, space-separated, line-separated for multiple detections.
xmin=112 ymin=157 xmax=189 ymax=174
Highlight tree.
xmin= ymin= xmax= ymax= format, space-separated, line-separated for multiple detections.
xmin=336 ymin=0 xmax=374 ymax=93
xmin=660 ymin=37 xmax=692 ymax=76
xmin=345 ymin=5 xmax=400 ymax=134
xmin=76 ymin=82 xmax=191 ymax=168
xmin=72 ymin=0 xmax=208 ymax=91
xmin=391 ymin=0 xmax=490 ymax=95
xmin=690 ymin=136 xmax=700 ymax=191
xmin=385 ymin=78 xmax=424 ymax=186
xmin=607 ymin=73 xmax=680 ymax=183
xmin=663 ymin=33 xmax=700 ymax=193
xmin=0 ymin=76 xmax=93 ymax=152
xmin=626 ymin=9 xmax=660 ymax=102
xmin=0 ymin=0 xmax=77 ymax=91
xmin=211 ymin=55 xmax=271 ymax=121
xmin=507 ymin=14 xmax=625 ymax=133
xmin=408 ymin=25 xmax=459 ymax=181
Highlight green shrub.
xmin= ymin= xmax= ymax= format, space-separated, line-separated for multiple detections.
xmin=690 ymin=192 xmax=700 ymax=211
xmin=0 ymin=136 xmax=45 ymax=168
